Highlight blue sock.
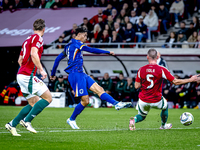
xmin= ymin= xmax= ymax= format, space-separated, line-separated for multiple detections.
xmin=100 ymin=93 xmax=118 ymax=105
xmin=70 ymin=103 xmax=85 ymax=120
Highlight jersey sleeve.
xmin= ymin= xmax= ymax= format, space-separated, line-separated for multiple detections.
xmin=20 ymin=48 xmax=23 ymax=56
xmin=135 ymin=69 xmax=141 ymax=83
xmin=76 ymin=41 xmax=110 ymax=54
xmin=161 ymin=67 xmax=175 ymax=82
xmin=51 ymin=52 xmax=66 ymax=76
xmin=31 ymin=35 xmax=40 ymax=49
xmin=81 ymin=46 xmax=110 ymax=54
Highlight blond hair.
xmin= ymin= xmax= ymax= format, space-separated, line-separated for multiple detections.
xmin=93 ymin=24 xmax=101 ymax=33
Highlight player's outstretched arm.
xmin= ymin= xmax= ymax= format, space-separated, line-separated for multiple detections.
xmin=51 ymin=52 xmax=66 ymax=78
xmin=81 ymin=45 xmax=115 ymax=55
xmin=172 ymin=75 xmax=198 ymax=85
xmin=31 ymin=47 xmax=47 ymax=79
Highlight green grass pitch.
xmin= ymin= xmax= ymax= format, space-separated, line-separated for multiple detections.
xmin=0 ymin=106 xmax=200 ymax=150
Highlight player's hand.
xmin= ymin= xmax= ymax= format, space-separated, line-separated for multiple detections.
xmin=110 ymin=51 xmax=115 ymax=55
xmin=190 ymin=75 xmax=198 ymax=82
xmin=196 ymin=74 xmax=200 ymax=82
xmin=40 ymin=70 xmax=47 ymax=80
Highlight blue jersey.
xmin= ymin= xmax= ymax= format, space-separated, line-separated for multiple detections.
xmin=51 ymin=38 xmax=110 ymax=76
xmin=64 ymin=39 xmax=85 ymax=73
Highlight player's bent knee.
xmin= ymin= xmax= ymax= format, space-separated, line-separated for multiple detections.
xmin=82 ymin=100 xmax=89 ymax=106
xmin=40 ymin=90 xmax=52 ymax=103
xmin=81 ymin=95 xmax=89 ymax=106
xmin=99 ymin=86 xmax=105 ymax=93
xmin=81 ymin=101 xmax=89 ymax=107
xmin=90 ymin=83 xmax=105 ymax=96
xmin=46 ymin=97 xmax=52 ymax=103
xmin=46 ymin=95 xmax=52 ymax=103
xmin=96 ymin=86 xmax=105 ymax=96
xmin=29 ymin=102 xmax=35 ymax=107
xmin=28 ymin=96 xmax=39 ymax=107
xmin=28 ymin=99 xmax=35 ymax=107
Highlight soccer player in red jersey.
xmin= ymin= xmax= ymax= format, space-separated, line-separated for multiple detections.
xmin=5 ymin=19 xmax=52 ymax=136
xmin=129 ymin=49 xmax=198 ymax=130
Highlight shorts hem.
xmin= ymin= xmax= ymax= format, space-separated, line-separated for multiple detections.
xmin=75 ymin=93 xmax=88 ymax=98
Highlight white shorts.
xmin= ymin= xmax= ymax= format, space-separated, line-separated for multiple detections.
xmin=17 ymin=74 xmax=48 ymax=99
xmin=136 ymin=96 xmax=168 ymax=116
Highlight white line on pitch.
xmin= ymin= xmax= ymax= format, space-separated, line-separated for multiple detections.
xmin=0 ymin=127 xmax=200 ymax=134
xmin=1 ymin=127 xmax=200 ymax=130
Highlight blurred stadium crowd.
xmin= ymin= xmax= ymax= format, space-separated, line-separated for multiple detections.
xmin=1 ymin=0 xmax=200 ymax=47
xmin=52 ymin=0 xmax=200 ymax=48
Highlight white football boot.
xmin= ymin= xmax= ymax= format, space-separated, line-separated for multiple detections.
xmin=159 ymin=123 xmax=172 ymax=129
xmin=5 ymin=123 xmax=21 ymax=136
xmin=20 ymin=120 xmax=37 ymax=133
xmin=67 ymin=118 xmax=80 ymax=129
xmin=115 ymin=102 xmax=132 ymax=110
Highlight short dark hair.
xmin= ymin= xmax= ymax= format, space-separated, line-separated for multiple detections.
xmin=127 ymin=22 xmax=132 ymax=26
xmin=75 ymin=26 xmax=88 ymax=35
xmin=181 ymin=21 xmax=186 ymax=25
xmin=119 ymin=73 xmax=124 ymax=76
xmin=190 ymin=22 xmax=194 ymax=25
xmin=147 ymin=49 xmax=157 ymax=59
xmin=33 ymin=19 xmax=45 ymax=31
xmin=83 ymin=17 xmax=88 ymax=20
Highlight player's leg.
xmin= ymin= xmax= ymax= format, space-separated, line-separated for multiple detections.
xmin=5 ymin=74 xmax=39 ymax=136
xmin=90 ymin=82 xmax=117 ymax=104
xmin=5 ymin=95 xmax=39 ymax=136
xmin=9 ymin=95 xmax=38 ymax=127
xmin=70 ymin=95 xmax=88 ymax=120
xmin=129 ymin=99 xmax=149 ymax=130
xmin=160 ymin=107 xmax=168 ymax=126
xmin=89 ymin=82 xmax=132 ymax=110
xmin=67 ymin=95 xmax=89 ymax=129
xmin=67 ymin=73 xmax=89 ymax=129
xmin=158 ymin=97 xmax=172 ymax=129
xmin=24 ymin=89 xmax=52 ymax=122
xmin=20 ymin=89 xmax=52 ymax=133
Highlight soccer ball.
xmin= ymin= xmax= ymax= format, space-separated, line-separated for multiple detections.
xmin=180 ymin=112 xmax=194 ymax=126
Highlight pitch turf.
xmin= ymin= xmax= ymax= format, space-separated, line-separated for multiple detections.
xmin=0 ymin=106 xmax=200 ymax=150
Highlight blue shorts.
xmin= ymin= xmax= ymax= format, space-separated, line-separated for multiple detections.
xmin=68 ymin=72 xmax=95 ymax=97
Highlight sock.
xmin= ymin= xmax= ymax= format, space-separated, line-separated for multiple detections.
xmin=100 ymin=93 xmax=118 ymax=105
xmin=70 ymin=103 xmax=85 ymax=120
xmin=160 ymin=107 xmax=168 ymax=126
xmin=134 ymin=114 xmax=146 ymax=123
xmin=24 ymin=99 xmax=49 ymax=122
xmin=10 ymin=104 xmax=32 ymax=127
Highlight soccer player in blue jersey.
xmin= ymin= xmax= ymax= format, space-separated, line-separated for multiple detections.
xmin=51 ymin=27 xmax=131 ymax=129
